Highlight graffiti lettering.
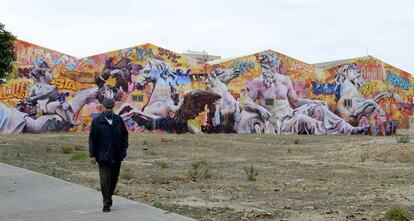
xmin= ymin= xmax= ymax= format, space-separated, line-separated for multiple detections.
xmin=61 ymin=71 xmax=95 ymax=84
xmin=136 ymin=47 xmax=154 ymax=61
xmin=286 ymin=58 xmax=314 ymax=73
xmin=190 ymin=73 xmax=209 ymax=83
xmin=118 ymin=48 xmax=134 ymax=58
xmin=359 ymin=81 xmax=378 ymax=97
xmin=0 ymin=82 xmax=30 ymax=100
xmin=311 ymin=81 xmax=338 ymax=95
xmin=158 ymin=48 xmax=181 ymax=63
xmin=387 ymin=72 xmax=411 ymax=90
xmin=51 ymin=78 xmax=77 ymax=91
xmin=232 ymin=61 xmax=255 ymax=73
xmin=360 ymin=62 xmax=383 ymax=80
xmin=117 ymin=47 xmax=154 ymax=61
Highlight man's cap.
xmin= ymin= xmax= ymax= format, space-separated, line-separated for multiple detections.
xmin=101 ymin=98 xmax=115 ymax=108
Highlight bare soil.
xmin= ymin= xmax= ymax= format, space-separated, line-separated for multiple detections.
xmin=1 ymin=133 xmax=414 ymax=221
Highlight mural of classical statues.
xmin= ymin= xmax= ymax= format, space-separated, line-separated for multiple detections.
xmin=117 ymin=58 xmax=221 ymax=133
xmin=3 ymin=40 xmax=411 ymax=135
xmin=242 ymin=53 xmax=369 ymax=135
xmin=95 ymin=57 xmax=142 ymax=95
xmin=204 ymin=68 xmax=242 ymax=133
xmin=1 ymin=60 xmax=115 ymax=134
xmin=333 ymin=63 xmax=399 ymax=126
xmin=1 ymin=85 xmax=113 ymax=134
xmin=18 ymin=61 xmax=79 ymax=125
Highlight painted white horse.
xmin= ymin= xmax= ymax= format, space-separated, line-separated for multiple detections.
xmin=205 ymin=68 xmax=242 ymax=132
xmin=135 ymin=58 xmax=181 ymax=117
xmin=119 ymin=58 xmax=220 ymax=133
xmin=334 ymin=64 xmax=399 ymax=126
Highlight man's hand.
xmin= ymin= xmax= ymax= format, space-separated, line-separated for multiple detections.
xmin=258 ymin=106 xmax=272 ymax=121
xmin=89 ymin=157 xmax=97 ymax=165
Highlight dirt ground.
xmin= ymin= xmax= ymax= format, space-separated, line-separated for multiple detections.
xmin=1 ymin=133 xmax=414 ymax=221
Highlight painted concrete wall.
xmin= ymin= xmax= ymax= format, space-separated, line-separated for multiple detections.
xmin=0 ymin=40 xmax=412 ymax=135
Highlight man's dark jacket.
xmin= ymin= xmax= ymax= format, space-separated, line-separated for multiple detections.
xmin=89 ymin=113 xmax=128 ymax=163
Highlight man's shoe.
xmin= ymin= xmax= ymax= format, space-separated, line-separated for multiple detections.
xmin=103 ymin=206 xmax=110 ymax=212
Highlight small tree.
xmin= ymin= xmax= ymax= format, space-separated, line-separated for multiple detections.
xmin=0 ymin=23 xmax=17 ymax=83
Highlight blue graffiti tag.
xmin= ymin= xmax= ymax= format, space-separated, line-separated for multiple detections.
xmin=117 ymin=47 xmax=154 ymax=61
xmin=57 ymin=92 xmax=70 ymax=102
xmin=311 ymin=81 xmax=338 ymax=95
xmin=118 ymin=48 xmax=133 ymax=58
xmin=135 ymin=47 xmax=154 ymax=61
xmin=176 ymin=69 xmax=191 ymax=85
xmin=386 ymin=72 xmax=411 ymax=90
xmin=232 ymin=60 xmax=255 ymax=72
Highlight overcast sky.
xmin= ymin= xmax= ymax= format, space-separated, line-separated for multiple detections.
xmin=1 ymin=0 xmax=413 ymax=73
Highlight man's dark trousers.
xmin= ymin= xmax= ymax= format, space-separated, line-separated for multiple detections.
xmin=98 ymin=162 xmax=121 ymax=207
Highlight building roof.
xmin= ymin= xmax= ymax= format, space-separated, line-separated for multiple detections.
xmin=207 ymin=49 xmax=314 ymax=67
xmin=313 ymin=56 xmax=372 ymax=69
xmin=313 ymin=55 xmax=413 ymax=77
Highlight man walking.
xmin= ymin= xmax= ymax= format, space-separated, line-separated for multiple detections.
xmin=89 ymin=98 xmax=128 ymax=212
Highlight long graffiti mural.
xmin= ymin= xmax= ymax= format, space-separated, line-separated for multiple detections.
xmin=315 ymin=56 xmax=414 ymax=135
xmin=0 ymin=40 xmax=413 ymax=135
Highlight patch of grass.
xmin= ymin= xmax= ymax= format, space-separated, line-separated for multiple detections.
xmin=45 ymin=146 xmax=52 ymax=152
xmin=61 ymin=146 xmax=73 ymax=154
xmin=389 ymin=175 xmax=405 ymax=179
xmin=161 ymin=137 xmax=173 ymax=143
xmin=244 ymin=164 xmax=259 ymax=181
xmin=188 ymin=160 xmax=211 ymax=180
xmin=143 ymin=150 xmax=157 ymax=155
xmin=143 ymin=140 xmax=149 ymax=146
xmin=74 ymin=145 xmax=85 ymax=151
xmin=121 ymin=168 xmax=135 ymax=181
xmin=293 ymin=139 xmax=300 ymax=144
xmin=396 ymin=134 xmax=410 ymax=144
xmin=154 ymin=160 xmax=169 ymax=169
xmin=315 ymin=177 xmax=327 ymax=182
xmin=384 ymin=206 xmax=411 ymax=221
xmin=1 ymin=150 xmax=8 ymax=160
xmin=360 ymin=152 xmax=369 ymax=162
xmin=68 ymin=152 xmax=89 ymax=162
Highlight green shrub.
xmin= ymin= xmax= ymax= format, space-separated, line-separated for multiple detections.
xmin=69 ymin=152 xmax=88 ymax=162
xmin=244 ymin=164 xmax=259 ymax=181
xmin=61 ymin=146 xmax=73 ymax=154
xmin=188 ymin=160 xmax=211 ymax=180
xmin=360 ymin=152 xmax=369 ymax=162
xmin=160 ymin=137 xmax=172 ymax=143
xmin=74 ymin=145 xmax=84 ymax=151
xmin=154 ymin=160 xmax=169 ymax=169
xmin=384 ymin=206 xmax=411 ymax=220
xmin=396 ymin=134 xmax=410 ymax=144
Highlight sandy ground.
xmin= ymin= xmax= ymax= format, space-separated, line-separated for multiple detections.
xmin=1 ymin=133 xmax=414 ymax=221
